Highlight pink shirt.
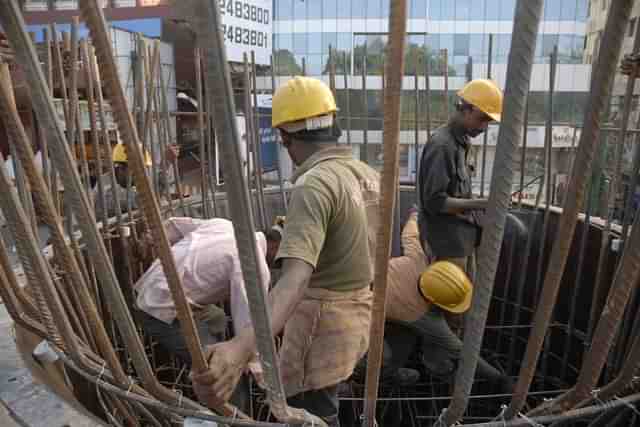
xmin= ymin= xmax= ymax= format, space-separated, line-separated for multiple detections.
xmin=134 ymin=217 xmax=270 ymax=336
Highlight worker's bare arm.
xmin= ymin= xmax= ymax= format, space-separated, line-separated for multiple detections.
xmin=192 ymin=257 xmax=313 ymax=404
xmin=441 ymin=197 xmax=488 ymax=215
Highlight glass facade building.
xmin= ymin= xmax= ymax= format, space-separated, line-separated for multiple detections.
xmin=268 ymin=0 xmax=591 ymax=195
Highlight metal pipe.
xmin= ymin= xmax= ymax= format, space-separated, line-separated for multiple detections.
xmin=269 ymin=54 xmax=288 ymax=211
xmin=480 ymin=34 xmax=494 ymax=198
xmin=242 ymin=53 xmax=258 ymax=225
xmin=507 ymin=0 xmax=634 ymax=418
xmin=424 ymin=46 xmax=432 ymax=144
xmin=443 ymin=1 xmax=543 ymax=424
xmin=329 ymin=45 xmax=336 ymax=98
xmin=361 ymin=0 xmax=408 ymax=424
xmin=185 ymin=0 xmax=325 ymax=424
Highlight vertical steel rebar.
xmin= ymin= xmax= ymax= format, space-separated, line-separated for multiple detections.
xmin=518 ymin=98 xmax=529 ymax=207
xmin=184 ymin=0 xmax=325 ymax=423
xmin=343 ymin=51 xmax=352 ymax=146
xmin=251 ymin=51 xmax=268 ymax=228
xmin=269 ymin=54 xmax=288 ymax=211
xmin=589 ymin=29 xmax=640 ymax=348
xmin=414 ymin=60 xmax=420 ymax=183
xmin=480 ymin=34 xmax=494 ymax=198
xmin=362 ymin=1 xmax=408 ymax=425
xmin=443 ymin=48 xmax=449 ymax=122
xmin=507 ymin=0 xmax=634 ymax=418
xmin=361 ymin=41 xmax=369 ymax=163
xmin=158 ymin=56 xmax=188 ymax=216
xmin=443 ymin=1 xmax=543 ymax=424
xmin=195 ymin=47 xmax=210 ymax=217
xmin=0 ymin=3 xmax=213 ymax=416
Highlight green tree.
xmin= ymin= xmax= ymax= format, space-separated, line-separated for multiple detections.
xmin=273 ymin=49 xmax=302 ymax=76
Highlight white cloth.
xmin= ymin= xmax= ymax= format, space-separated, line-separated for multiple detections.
xmin=134 ymin=217 xmax=271 ymax=338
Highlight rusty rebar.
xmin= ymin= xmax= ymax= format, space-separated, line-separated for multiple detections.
xmin=506 ymin=0 xmax=634 ymax=418
xmin=445 ymin=1 xmax=543 ymax=424
xmin=480 ymin=34 xmax=494 ymax=198
xmin=362 ymin=1 xmax=407 ymax=425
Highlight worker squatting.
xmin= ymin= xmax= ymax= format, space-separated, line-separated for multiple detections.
xmin=106 ymin=76 xmax=507 ymax=426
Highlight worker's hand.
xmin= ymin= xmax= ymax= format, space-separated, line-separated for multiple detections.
xmin=191 ymin=339 xmax=251 ymax=405
xmin=166 ymin=144 xmax=180 ymax=163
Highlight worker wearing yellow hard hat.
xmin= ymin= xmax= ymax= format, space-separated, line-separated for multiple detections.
xmin=417 ymin=79 xmax=504 ymax=282
xmin=192 ymin=77 xmax=380 ymax=426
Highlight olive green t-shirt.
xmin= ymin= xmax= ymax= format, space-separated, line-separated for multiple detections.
xmin=275 ymin=146 xmax=380 ymax=292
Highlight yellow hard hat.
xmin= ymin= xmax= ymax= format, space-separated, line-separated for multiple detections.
xmin=457 ymin=79 xmax=503 ymax=122
xmin=418 ymin=261 xmax=473 ymax=314
xmin=112 ymin=143 xmax=152 ymax=167
xmin=272 ymin=77 xmax=337 ymax=130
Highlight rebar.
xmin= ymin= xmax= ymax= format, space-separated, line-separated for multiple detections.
xmin=480 ymin=34 xmax=494 ymax=198
xmin=269 ymin=54 xmax=288 ymax=211
xmin=506 ymin=0 xmax=634 ymax=418
xmin=362 ymin=1 xmax=407 ymax=425
xmin=589 ymin=27 xmax=640 ymax=351
xmin=195 ymin=47 xmax=210 ymax=217
xmin=443 ymin=1 xmax=543 ymax=424
xmin=183 ymin=0 xmax=324 ymax=424
xmin=0 ymin=0 xmax=209 ymax=414
xmin=251 ymin=51 xmax=268 ymax=226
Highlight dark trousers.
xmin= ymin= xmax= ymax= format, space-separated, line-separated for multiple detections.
xmin=139 ymin=311 xmax=250 ymax=413
xmin=288 ymin=385 xmax=341 ymax=427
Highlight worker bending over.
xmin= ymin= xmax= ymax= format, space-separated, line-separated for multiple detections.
xmin=192 ymin=77 xmax=380 ymax=427
xmin=134 ymin=216 xmax=282 ymax=408
xmin=417 ymin=79 xmax=503 ymax=278
xmin=383 ymin=210 xmax=512 ymax=392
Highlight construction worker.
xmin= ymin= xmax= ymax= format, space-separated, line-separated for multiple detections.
xmin=192 ymin=77 xmax=380 ymax=426
xmin=382 ymin=212 xmax=512 ymax=392
xmin=417 ymin=79 xmax=503 ymax=279
xmin=134 ymin=216 xmax=282 ymax=409
xmin=94 ymin=140 xmax=179 ymax=219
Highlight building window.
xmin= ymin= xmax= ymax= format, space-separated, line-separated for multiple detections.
xmin=544 ymin=0 xmax=562 ymax=21
xmin=277 ymin=0 xmax=293 ymax=20
xmin=410 ymin=0 xmax=427 ymax=19
xmin=455 ymin=0 xmax=471 ymax=21
xmin=454 ymin=34 xmax=470 ymax=56
xmin=323 ymin=0 xmax=338 ymax=19
xmin=561 ymin=0 xmax=578 ymax=21
xmin=470 ymin=0 xmax=486 ymax=20
xmin=307 ymin=0 xmax=322 ymax=19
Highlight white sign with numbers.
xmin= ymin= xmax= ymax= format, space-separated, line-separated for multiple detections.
xmin=219 ymin=0 xmax=272 ymax=65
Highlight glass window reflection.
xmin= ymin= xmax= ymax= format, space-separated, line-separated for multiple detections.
xmin=293 ymin=33 xmax=308 ymax=54
xmin=410 ymin=0 xmax=427 ymax=19
xmin=323 ymin=0 xmax=338 ymax=19
xmin=454 ymin=34 xmax=470 ymax=56
xmin=308 ymin=33 xmax=322 ymax=54
xmin=456 ymin=0 xmax=471 ymax=21
xmin=500 ymin=0 xmax=516 ymax=20
xmin=308 ymin=0 xmax=322 ymax=19
xmin=470 ymin=0 xmax=486 ymax=20
xmin=351 ymin=0 xmax=366 ymax=18
xmin=293 ymin=0 xmax=306 ymax=19
xmin=322 ymin=33 xmax=338 ymax=54
xmin=485 ymin=0 xmax=500 ymax=20
xmin=367 ymin=0 xmax=383 ymax=18
xmin=277 ymin=0 xmax=293 ymax=20
xmin=561 ymin=0 xmax=578 ymax=20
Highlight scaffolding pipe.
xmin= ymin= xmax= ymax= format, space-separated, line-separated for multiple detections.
xmin=442 ymin=1 xmax=543 ymax=424
xmin=506 ymin=0 xmax=634 ymax=418
xmin=362 ymin=1 xmax=407 ymax=425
